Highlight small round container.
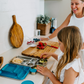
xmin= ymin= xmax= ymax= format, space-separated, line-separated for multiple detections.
xmin=21 ymin=80 xmax=34 ymax=84
xmin=30 ymin=68 xmax=37 ymax=75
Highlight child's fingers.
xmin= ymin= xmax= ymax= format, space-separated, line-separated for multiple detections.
xmin=43 ymin=56 xmax=48 ymax=59
xmin=36 ymin=65 xmax=44 ymax=70
xmin=40 ymin=55 xmax=43 ymax=58
xmin=40 ymin=53 xmax=47 ymax=58
xmin=37 ymin=65 xmax=44 ymax=69
xmin=40 ymin=53 xmax=45 ymax=58
xmin=37 ymin=70 xmax=44 ymax=75
xmin=43 ymin=54 xmax=49 ymax=59
xmin=37 ymin=66 xmax=45 ymax=73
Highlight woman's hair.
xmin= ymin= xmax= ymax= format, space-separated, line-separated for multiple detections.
xmin=71 ymin=0 xmax=84 ymax=16
xmin=56 ymin=26 xmax=82 ymax=80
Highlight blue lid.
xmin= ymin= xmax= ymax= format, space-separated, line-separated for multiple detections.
xmin=21 ymin=80 xmax=34 ymax=84
xmin=30 ymin=69 xmax=37 ymax=73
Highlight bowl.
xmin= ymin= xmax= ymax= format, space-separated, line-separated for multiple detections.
xmin=21 ymin=80 xmax=34 ymax=84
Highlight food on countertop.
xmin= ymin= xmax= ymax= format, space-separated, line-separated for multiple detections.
xmin=12 ymin=58 xmax=23 ymax=64
xmin=33 ymin=38 xmax=40 ymax=42
xmin=39 ymin=59 xmax=47 ymax=63
xmin=27 ymin=41 xmax=34 ymax=45
xmin=10 ymin=56 xmax=47 ymax=69
xmin=37 ymin=42 xmax=47 ymax=49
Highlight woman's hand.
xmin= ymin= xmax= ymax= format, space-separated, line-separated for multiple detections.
xmin=37 ymin=65 xmax=51 ymax=77
xmin=40 ymin=52 xmax=53 ymax=59
xmin=40 ymin=37 xmax=49 ymax=41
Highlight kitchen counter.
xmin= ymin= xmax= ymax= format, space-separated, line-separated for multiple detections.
xmin=0 ymin=36 xmax=61 ymax=84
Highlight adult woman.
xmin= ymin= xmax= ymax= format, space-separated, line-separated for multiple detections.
xmin=41 ymin=0 xmax=84 ymax=49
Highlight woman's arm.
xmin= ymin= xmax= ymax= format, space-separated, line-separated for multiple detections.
xmin=41 ymin=13 xmax=72 ymax=41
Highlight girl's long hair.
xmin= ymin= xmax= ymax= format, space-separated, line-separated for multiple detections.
xmin=71 ymin=0 xmax=84 ymax=16
xmin=56 ymin=26 xmax=82 ymax=80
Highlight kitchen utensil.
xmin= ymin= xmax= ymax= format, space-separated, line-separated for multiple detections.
xmin=22 ymin=41 xmax=59 ymax=58
xmin=21 ymin=80 xmax=34 ymax=84
xmin=9 ymin=15 xmax=24 ymax=48
xmin=47 ymin=45 xmax=58 ymax=49
xmin=35 ymin=29 xmax=40 ymax=36
xmin=0 ymin=63 xmax=30 ymax=80
xmin=10 ymin=56 xmax=47 ymax=68
xmin=10 ymin=56 xmax=39 ymax=67
xmin=0 ymin=57 xmax=3 ymax=68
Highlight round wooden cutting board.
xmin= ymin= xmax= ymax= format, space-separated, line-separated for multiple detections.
xmin=9 ymin=15 xmax=24 ymax=48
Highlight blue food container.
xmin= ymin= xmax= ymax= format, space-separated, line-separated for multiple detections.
xmin=0 ymin=63 xmax=31 ymax=80
xmin=21 ymin=80 xmax=34 ymax=84
xmin=29 ymin=68 xmax=37 ymax=75
xmin=33 ymin=38 xmax=40 ymax=42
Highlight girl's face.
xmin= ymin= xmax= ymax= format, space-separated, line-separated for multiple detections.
xmin=71 ymin=0 xmax=84 ymax=15
xmin=58 ymin=40 xmax=64 ymax=53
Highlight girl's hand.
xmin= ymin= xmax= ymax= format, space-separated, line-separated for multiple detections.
xmin=40 ymin=52 xmax=53 ymax=59
xmin=37 ymin=65 xmax=51 ymax=77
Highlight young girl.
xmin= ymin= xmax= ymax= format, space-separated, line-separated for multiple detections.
xmin=37 ymin=26 xmax=84 ymax=84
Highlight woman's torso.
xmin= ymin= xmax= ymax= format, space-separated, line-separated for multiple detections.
xmin=68 ymin=13 xmax=84 ymax=42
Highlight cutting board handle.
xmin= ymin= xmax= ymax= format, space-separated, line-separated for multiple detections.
xmin=12 ymin=15 xmax=17 ymax=24
xmin=0 ymin=57 xmax=3 ymax=68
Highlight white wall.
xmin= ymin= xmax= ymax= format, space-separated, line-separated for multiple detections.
xmin=0 ymin=0 xmax=44 ymax=54
xmin=45 ymin=0 xmax=71 ymax=27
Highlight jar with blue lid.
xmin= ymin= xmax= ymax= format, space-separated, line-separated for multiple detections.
xmin=29 ymin=68 xmax=37 ymax=75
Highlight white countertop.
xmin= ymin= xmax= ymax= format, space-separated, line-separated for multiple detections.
xmin=0 ymin=36 xmax=61 ymax=84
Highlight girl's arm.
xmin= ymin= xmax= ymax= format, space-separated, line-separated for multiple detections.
xmin=37 ymin=66 xmax=62 ymax=84
xmin=49 ymin=72 xmax=62 ymax=84
xmin=63 ymin=67 xmax=78 ymax=84
xmin=37 ymin=66 xmax=78 ymax=84
xmin=40 ymin=52 xmax=58 ymax=60
xmin=41 ymin=13 xmax=72 ymax=41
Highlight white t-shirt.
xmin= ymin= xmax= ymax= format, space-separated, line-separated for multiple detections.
xmin=58 ymin=52 xmax=84 ymax=84
xmin=68 ymin=13 xmax=84 ymax=70
xmin=68 ymin=14 xmax=84 ymax=42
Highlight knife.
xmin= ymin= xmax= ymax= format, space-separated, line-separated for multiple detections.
xmin=47 ymin=45 xmax=58 ymax=49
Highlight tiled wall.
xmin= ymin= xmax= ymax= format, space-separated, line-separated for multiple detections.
xmin=0 ymin=0 xmax=44 ymax=54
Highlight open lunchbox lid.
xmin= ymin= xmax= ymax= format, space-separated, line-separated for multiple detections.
xmin=21 ymin=80 xmax=34 ymax=84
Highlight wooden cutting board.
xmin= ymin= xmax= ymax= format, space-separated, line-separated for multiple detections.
xmin=0 ymin=57 xmax=3 ymax=68
xmin=22 ymin=41 xmax=59 ymax=58
xmin=9 ymin=15 xmax=24 ymax=48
